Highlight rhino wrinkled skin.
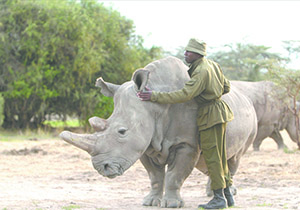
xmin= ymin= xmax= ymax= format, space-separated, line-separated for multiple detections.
xmin=232 ymin=81 xmax=300 ymax=151
xmin=60 ymin=56 xmax=257 ymax=208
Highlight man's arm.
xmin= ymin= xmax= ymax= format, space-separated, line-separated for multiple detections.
xmin=138 ymin=72 xmax=206 ymax=104
xmin=223 ymin=78 xmax=231 ymax=95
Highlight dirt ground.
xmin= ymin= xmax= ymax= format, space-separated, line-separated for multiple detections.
xmin=0 ymin=131 xmax=300 ymax=210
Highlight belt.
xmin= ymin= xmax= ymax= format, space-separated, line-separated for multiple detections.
xmin=197 ymin=98 xmax=221 ymax=108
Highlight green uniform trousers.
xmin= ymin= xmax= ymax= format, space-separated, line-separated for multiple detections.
xmin=199 ymin=123 xmax=232 ymax=190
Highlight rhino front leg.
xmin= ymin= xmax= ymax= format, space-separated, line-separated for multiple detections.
xmin=162 ymin=144 xmax=199 ymax=208
xmin=140 ymin=154 xmax=165 ymax=207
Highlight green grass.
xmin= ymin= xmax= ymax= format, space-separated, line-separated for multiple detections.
xmin=0 ymin=129 xmax=55 ymax=142
xmin=62 ymin=205 xmax=81 ymax=210
xmin=282 ymin=203 xmax=289 ymax=209
xmin=283 ymin=147 xmax=297 ymax=154
xmin=43 ymin=119 xmax=80 ymax=128
xmin=0 ymin=119 xmax=81 ymax=142
xmin=256 ymin=203 xmax=273 ymax=207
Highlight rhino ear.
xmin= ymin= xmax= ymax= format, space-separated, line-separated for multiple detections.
xmin=95 ymin=77 xmax=120 ymax=97
xmin=132 ymin=69 xmax=150 ymax=91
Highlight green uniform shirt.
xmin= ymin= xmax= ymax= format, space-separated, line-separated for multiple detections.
xmin=151 ymin=57 xmax=234 ymax=131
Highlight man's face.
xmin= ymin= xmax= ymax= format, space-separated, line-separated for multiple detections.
xmin=184 ymin=51 xmax=202 ymax=64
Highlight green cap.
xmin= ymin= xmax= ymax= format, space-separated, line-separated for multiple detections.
xmin=185 ymin=38 xmax=207 ymax=56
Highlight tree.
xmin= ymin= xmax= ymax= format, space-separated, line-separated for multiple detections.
xmin=208 ymin=43 xmax=286 ymax=81
xmin=267 ymin=67 xmax=300 ymax=149
xmin=170 ymin=43 xmax=287 ymax=82
xmin=267 ymin=41 xmax=300 ymax=149
xmin=0 ymin=93 xmax=3 ymax=127
xmin=0 ymin=0 xmax=163 ymax=129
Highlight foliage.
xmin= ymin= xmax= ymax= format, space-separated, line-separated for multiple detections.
xmin=170 ymin=42 xmax=287 ymax=81
xmin=0 ymin=128 xmax=54 ymax=141
xmin=208 ymin=43 xmax=286 ymax=81
xmin=283 ymin=40 xmax=300 ymax=55
xmin=62 ymin=205 xmax=81 ymax=210
xmin=0 ymin=0 xmax=163 ymax=129
xmin=267 ymin=67 xmax=300 ymax=102
xmin=283 ymin=146 xmax=298 ymax=154
xmin=266 ymin=62 xmax=300 ymax=149
xmin=0 ymin=93 xmax=3 ymax=127
xmin=43 ymin=119 xmax=80 ymax=128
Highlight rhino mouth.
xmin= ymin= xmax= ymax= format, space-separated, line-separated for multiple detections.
xmin=92 ymin=158 xmax=132 ymax=179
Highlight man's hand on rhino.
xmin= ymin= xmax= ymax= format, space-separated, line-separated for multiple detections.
xmin=137 ymin=87 xmax=152 ymax=101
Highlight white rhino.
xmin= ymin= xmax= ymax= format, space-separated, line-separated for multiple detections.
xmin=232 ymin=80 xmax=300 ymax=151
xmin=60 ymin=56 xmax=257 ymax=208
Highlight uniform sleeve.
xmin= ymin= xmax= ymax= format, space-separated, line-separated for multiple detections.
xmin=223 ymin=77 xmax=231 ymax=95
xmin=150 ymin=72 xmax=207 ymax=104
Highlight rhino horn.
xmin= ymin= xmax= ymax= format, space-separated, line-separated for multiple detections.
xmin=89 ymin=116 xmax=108 ymax=132
xmin=59 ymin=131 xmax=97 ymax=154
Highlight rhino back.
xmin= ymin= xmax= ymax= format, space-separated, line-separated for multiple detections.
xmin=231 ymin=80 xmax=283 ymax=123
xmin=222 ymin=85 xmax=257 ymax=158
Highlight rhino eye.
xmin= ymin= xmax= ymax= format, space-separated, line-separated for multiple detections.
xmin=118 ymin=127 xmax=128 ymax=136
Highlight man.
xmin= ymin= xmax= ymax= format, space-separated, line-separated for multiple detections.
xmin=137 ymin=38 xmax=235 ymax=209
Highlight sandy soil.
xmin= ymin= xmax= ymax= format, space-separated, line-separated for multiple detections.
xmin=0 ymin=131 xmax=300 ymax=210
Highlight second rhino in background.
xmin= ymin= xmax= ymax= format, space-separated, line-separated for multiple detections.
xmin=232 ymin=80 xmax=300 ymax=151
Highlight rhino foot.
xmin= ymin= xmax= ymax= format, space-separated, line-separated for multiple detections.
xmin=161 ymin=197 xmax=184 ymax=208
xmin=142 ymin=193 xmax=162 ymax=207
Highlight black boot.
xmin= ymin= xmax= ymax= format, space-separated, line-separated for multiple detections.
xmin=224 ymin=187 xmax=235 ymax=207
xmin=198 ymin=188 xmax=227 ymax=209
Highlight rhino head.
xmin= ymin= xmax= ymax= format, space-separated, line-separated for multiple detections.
xmin=285 ymin=101 xmax=300 ymax=149
xmin=60 ymin=69 xmax=159 ymax=178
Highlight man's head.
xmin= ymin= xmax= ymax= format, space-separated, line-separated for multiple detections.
xmin=184 ymin=38 xmax=206 ymax=64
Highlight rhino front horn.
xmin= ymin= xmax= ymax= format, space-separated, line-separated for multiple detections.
xmin=59 ymin=131 xmax=97 ymax=154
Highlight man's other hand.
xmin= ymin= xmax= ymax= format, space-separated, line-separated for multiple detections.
xmin=137 ymin=87 xmax=152 ymax=101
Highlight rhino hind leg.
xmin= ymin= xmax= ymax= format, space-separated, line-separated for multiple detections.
xmin=140 ymin=154 xmax=165 ymax=207
xmin=270 ymin=130 xmax=286 ymax=150
xmin=253 ymin=129 xmax=286 ymax=151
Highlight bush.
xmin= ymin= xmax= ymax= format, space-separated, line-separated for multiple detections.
xmin=0 ymin=93 xmax=4 ymax=127
xmin=0 ymin=0 xmax=163 ymax=129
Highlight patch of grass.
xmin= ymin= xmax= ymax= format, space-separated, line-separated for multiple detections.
xmin=0 ymin=129 xmax=55 ymax=142
xmin=62 ymin=205 xmax=81 ymax=210
xmin=256 ymin=203 xmax=273 ymax=207
xmin=43 ymin=119 xmax=80 ymax=128
xmin=283 ymin=147 xmax=297 ymax=154
xmin=282 ymin=203 xmax=289 ymax=209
